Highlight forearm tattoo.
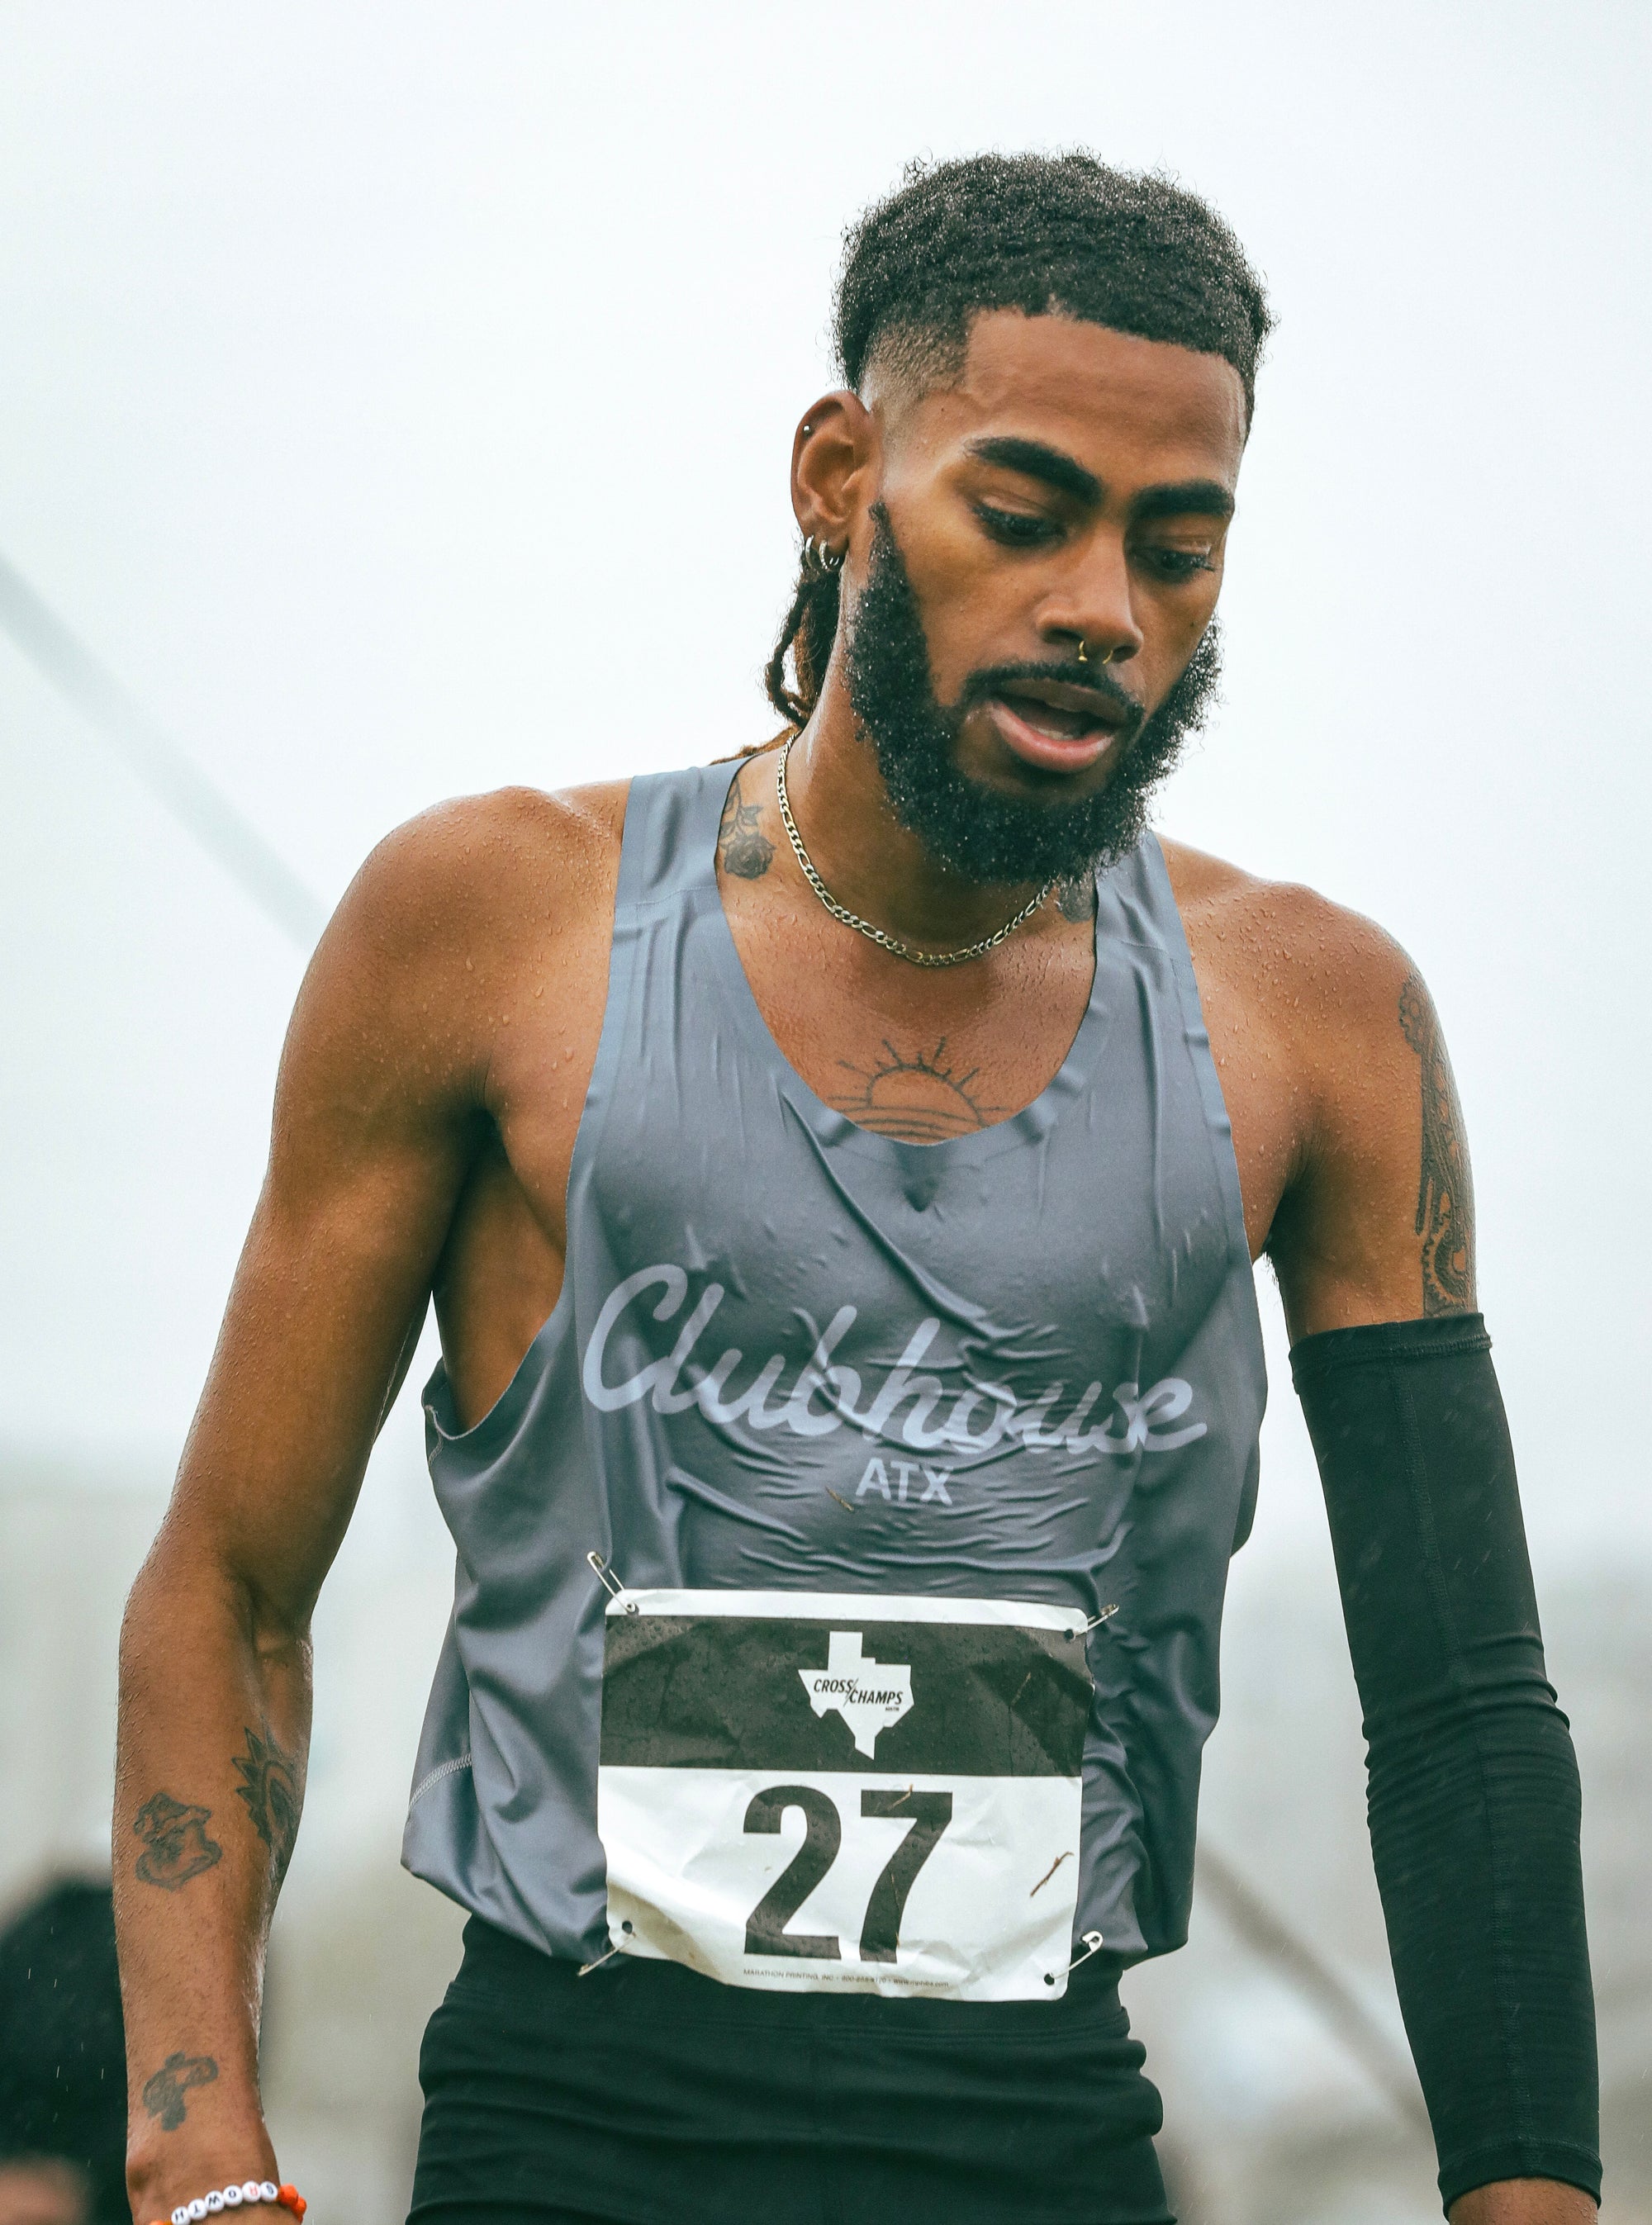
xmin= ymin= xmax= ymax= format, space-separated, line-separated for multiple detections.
xmin=716 ymin=766 xmax=775 ymax=880
xmin=233 ymin=1724 xmax=301 ymax=1882
xmin=133 ymin=1792 xmax=222 ymax=1891
xmin=141 ymin=2051 xmax=219 ymax=2131
xmin=1398 ymin=972 xmax=1475 ymax=1313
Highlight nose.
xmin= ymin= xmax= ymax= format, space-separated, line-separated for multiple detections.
xmin=1038 ymin=534 xmax=1142 ymax=666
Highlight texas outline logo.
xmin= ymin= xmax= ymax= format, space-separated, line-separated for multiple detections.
xmin=799 ymin=1631 xmax=914 ymax=1758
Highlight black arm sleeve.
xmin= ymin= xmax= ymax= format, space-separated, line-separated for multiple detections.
xmin=1290 ymin=1313 xmax=1599 ymax=2213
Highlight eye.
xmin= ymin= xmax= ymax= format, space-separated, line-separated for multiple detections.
xmin=973 ymin=502 xmax=1063 ymax=550
xmin=1139 ymin=547 xmax=1217 ymax=581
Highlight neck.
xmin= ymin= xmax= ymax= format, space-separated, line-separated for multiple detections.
xmin=780 ymin=666 xmax=1050 ymax=951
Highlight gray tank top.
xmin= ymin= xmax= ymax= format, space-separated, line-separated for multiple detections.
xmin=404 ymin=761 xmax=1265 ymax=1980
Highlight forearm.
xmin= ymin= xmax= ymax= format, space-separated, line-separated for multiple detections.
xmin=1292 ymin=1317 xmax=1600 ymax=2217
xmin=114 ymin=1536 xmax=310 ymax=2218
xmin=1365 ymin=1663 xmax=1594 ymax=2206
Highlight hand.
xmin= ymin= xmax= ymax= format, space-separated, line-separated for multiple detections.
xmin=1448 ymin=2180 xmax=1597 ymax=2224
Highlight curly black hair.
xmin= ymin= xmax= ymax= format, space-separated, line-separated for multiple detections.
xmin=765 ymin=152 xmax=1272 ymax=731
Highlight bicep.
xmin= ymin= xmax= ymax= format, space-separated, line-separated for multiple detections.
xmin=1269 ymin=952 xmax=1477 ymax=1342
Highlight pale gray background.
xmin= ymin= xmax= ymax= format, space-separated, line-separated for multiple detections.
xmin=1 ymin=5 xmax=1646 ymax=2221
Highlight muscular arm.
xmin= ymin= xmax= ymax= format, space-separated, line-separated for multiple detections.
xmin=1266 ymin=923 xmax=1596 ymax=2223
xmin=113 ymin=804 xmax=513 ymax=2217
xmin=1265 ymin=922 xmax=1474 ymax=1338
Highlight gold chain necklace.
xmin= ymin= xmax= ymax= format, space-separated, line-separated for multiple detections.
xmin=774 ymin=737 xmax=1052 ymax=970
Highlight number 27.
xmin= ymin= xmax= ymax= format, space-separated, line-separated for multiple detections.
xmin=743 ymin=1785 xmax=953 ymax=1963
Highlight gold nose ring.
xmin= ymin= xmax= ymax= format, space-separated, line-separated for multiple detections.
xmin=1076 ymin=639 xmax=1114 ymax=666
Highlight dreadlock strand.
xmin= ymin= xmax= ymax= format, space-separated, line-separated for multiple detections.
xmin=795 ymin=567 xmax=841 ymax=717
xmin=764 ymin=555 xmax=842 ymax=730
xmin=762 ymin=559 xmax=812 ymax=728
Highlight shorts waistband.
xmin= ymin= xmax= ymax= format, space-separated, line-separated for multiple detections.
xmin=453 ymin=1915 xmax=1132 ymax=2039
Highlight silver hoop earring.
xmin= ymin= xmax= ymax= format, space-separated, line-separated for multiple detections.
xmin=819 ymin=541 xmax=844 ymax=573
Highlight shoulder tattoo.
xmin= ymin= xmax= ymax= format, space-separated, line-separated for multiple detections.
xmin=133 ymin=1791 xmax=222 ymax=1891
xmin=233 ymin=1724 xmax=301 ymax=1882
xmin=141 ymin=2050 xmax=218 ymax=2131
xmin=717 ymin=766 xmax=774 ymax=880
xmin=1398 ymin=972 xmax=1475 ymax=1314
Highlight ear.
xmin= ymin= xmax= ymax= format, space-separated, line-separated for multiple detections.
xmin=791 ymin=391 xmax=877 ymax=553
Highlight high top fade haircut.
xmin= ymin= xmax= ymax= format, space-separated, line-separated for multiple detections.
xmin=765 ymin=151 xmax=1273 ymax=730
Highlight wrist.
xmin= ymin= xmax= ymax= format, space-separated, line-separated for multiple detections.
xmin=1447 ymin=2180 xmax=1598 ymax=2224
xmin=126 ymin=2123 xmax=279 ymax=2225
xmin=148 ymin=2185 xmax=305 ymax=2225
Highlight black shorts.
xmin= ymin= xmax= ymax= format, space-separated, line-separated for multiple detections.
xmin=408 ymin=1918 xmax=1174 ymax=2225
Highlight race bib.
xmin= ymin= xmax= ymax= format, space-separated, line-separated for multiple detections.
xmin=595 ymin=1588 xmax=1093 ymax=2001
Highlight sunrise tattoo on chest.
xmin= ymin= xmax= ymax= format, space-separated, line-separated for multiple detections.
xmin=1398 ymin=972 xmax=1475 ymax=1314
xmin=829 ymin=1037 xmax=1003 ymax=1143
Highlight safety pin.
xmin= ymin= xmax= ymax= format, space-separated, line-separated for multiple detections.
xmin=1065 ymin=1604 xmax=1120 ymax=1639
xmin=577 ymin=1919 xmax=635 ymax=1977
xmin=1044 ymin=1930 xmax=1107 ymax=1985
xmin=586 ymin=1551 xmax=639 ymax=1612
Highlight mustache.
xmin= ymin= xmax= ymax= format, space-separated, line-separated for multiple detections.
xmin=952 ymin=659 xmax=1146 ymax=733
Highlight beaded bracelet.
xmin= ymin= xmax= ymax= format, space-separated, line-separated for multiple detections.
xmin=148 ymin=2181 xmax=306 ymax=2225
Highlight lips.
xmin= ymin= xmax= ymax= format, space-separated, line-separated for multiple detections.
xmin=985 ymin=682 xmax=1131 ymax=774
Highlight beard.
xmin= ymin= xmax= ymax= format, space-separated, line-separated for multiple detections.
xmin=844 ymin=503 xmax=1220 ymax=888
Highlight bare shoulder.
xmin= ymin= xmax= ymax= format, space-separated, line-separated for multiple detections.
xmin=1161 ymin=837 xmax=1473 ymax=1332
xmin=277 ymin=779 xmax=630 ymax=1122
xmin=1159 ymin=834 xmax=1417 ymax=1065
xmin=336 ymin=779 xmax=630 ymax=957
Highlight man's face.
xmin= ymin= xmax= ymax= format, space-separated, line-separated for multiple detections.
xmin=844 ymin=311 xmax=1246 ymax=885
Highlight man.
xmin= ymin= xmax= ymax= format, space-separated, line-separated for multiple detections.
xmin=114 ymin=154 xmax=1597 ymax=2225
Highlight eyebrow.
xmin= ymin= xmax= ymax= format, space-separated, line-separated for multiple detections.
xmin=966 ymin=436 xmax=1101 ymax=504
xmin=1130 ymin=480 xmax=1236 ymax=524
xmin=964 ymin=437 xmax=1235 ymax=525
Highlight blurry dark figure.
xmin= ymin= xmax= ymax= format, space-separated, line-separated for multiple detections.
xmin=0 ymin=1880 xmax=127 ymax=2225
